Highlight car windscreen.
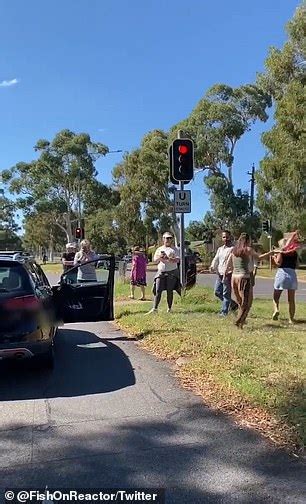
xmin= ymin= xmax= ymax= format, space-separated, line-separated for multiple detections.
xmin=0 ymin=263 xmax=34 ymax=298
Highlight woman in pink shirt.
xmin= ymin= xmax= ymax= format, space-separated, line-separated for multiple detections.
xmin=130 ymin=247 xmax=147 ymax=300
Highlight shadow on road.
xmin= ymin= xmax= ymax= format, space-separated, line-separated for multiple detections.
xmin=0 ymin=402 xmax=305 ymax=502
xmin=0 ymin=328 xmax=135 ymax=401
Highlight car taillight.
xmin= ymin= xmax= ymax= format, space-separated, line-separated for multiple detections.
xmin=3 ymin=295 xmax=40 ymax=310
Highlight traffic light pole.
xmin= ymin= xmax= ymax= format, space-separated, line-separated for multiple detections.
xmin=177 ymin=130 xmax=186 ymax=293
xmin=179 ymin=180 xmax=186 ymax=293
xmin=269 ymin=234 xmax=273 ymax=271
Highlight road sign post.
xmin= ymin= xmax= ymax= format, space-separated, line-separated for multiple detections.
xmin=171 ymin=130 xmax=194 ymax=293
xmin=174 ymin=190 xmax=191 ymax=213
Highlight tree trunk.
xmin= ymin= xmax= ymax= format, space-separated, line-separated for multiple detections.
xmin=64 ymin=210 xmax=73 ymax=242
xmin=48 ymin=233 xmax=54 ymax=262
xmin=228 ymin=165 xmax=233 ymax=187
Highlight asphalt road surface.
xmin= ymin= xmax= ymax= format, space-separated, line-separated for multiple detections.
xmin=47 ymin=270 xmax=306 ymax=302
xmin=0 ymin=273 xmax=305 ymax=502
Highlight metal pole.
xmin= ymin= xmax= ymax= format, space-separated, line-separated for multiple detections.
xmin=179 ymin=181 xmax=185 ymax=292
xmin=177 ymin=129 xmax=186 ymax=293
xmin=77 ymin=170 xmax=81 ymax=245
xmin=78 ymin=171 xmax=81 ymax=227
xmin=269 ymin=218 xmax=273 ymax=270
xmin=249 ymin=164 xmax=255 ymax=217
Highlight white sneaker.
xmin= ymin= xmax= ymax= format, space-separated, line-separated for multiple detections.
xmin=167 ymin=308 xmax=172 ymax=313
xmin=145 ymin=308 xmax=158 ymax=315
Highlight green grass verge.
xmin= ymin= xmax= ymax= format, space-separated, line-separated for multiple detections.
xmin=41 ymin=263 xmax=62 ymax=274
xmin=115 ymin=282 xmax=306 ymax=452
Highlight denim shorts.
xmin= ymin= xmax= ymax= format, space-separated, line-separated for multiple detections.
xmin=274 ymin=268 xmax=298 ymax=290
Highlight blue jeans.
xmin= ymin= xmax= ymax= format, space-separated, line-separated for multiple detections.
xmin=214 ymin=275 xmax=234 ymax=314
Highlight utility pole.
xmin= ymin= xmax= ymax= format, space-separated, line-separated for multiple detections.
xmin=248 ymin=164 xmax=255 ymax=216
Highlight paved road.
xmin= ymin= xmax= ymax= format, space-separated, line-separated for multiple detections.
xmin=0 ymin=321 xmax=305 ymax=503
xmin=47 ymin=271 xmax=306 ymax=302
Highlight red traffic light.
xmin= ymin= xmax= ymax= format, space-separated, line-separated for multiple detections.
xmin=75 ymin=227 xmax=85 ymax=239
xmin=178 ymin=144 xmax=189 ymax=155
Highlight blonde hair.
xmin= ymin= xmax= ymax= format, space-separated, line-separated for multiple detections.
xmin=80 ymin=239 xmax=91 ymax=251
xmin=278 ymin=238 xmax=287 ymax=250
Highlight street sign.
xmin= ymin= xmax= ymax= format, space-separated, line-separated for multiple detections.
xmin=174 ymin=190 xmax=191 ymax=213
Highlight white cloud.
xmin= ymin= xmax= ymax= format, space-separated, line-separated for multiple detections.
xmin=0 ymin=78 xmax=19 ymax=88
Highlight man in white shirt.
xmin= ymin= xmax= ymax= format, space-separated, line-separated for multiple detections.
xmin=210 ymin=230 xmax=238 ymax=316
xmin=146 ymin=232 xmax=180 ymax=314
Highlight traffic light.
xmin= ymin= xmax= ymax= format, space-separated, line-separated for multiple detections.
xmin=262 ymin=220 xmax=271 ymax=233
xmin=75 ymin=227 xmax=85 ymax=240
xmin=170 ymin=139 xmax=194 ymax=184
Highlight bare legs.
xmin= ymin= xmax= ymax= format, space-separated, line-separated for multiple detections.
xmin=273 ymin=289 xmax=296 ymax=323
xmin=140 ymin=285 xmax=146 ymax=300
xmin=273 ymin=289 xmax=281 ymax=320
xmin=288 ymin=289 xmax=296 ymax=323
xmin=130 ymin=285 xmax=135 ymax=299
xmin=130 ymin=285 xmax=146 ymax=300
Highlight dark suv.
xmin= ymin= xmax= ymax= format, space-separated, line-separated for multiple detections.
xmin=0 ymin=252 xmax=115 ymax=369
xmin=0 ymin=252 xmax=56 ymax=367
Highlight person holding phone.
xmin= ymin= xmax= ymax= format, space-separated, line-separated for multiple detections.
xmin=146 ymin=232 xmax=180 ymax=314
xmin=74 ymin=239 xmax=99 ymax=283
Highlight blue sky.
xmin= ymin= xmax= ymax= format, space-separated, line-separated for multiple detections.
xmin=0 ymin=0 xmax=299 ymax=226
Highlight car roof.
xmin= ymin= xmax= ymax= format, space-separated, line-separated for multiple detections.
xmin=0 ymin=251 xmax=35 ymax=263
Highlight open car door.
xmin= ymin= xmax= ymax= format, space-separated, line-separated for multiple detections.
xmin=52 ymin=255 xmax=115 ymax=323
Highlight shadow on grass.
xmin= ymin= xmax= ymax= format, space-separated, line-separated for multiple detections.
xmin=116 ymin=309 xmax=149 ymax=319
xmin=262 ymin=323 xmax=291 ymax=329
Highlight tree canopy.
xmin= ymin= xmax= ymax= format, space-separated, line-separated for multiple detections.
xmin=256 ymin=5 xmax=306 ymax=233
xmin=2 ymin=129 xmax=109 ymax=241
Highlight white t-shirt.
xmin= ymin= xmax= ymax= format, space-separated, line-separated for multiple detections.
xmin=154 ymin=245 xmax=180 ymax=273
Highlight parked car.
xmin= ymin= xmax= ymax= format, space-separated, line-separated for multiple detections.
xmin=97 ymin=255 xmax=120 ymax=270
xmin=194 ymin=252 xmax=202 ymax=263
xmin=0 ymin=252 xmax=115 ymax=369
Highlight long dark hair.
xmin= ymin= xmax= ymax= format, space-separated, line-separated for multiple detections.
xmin=232 ymin=233 xmax=251 ymax=258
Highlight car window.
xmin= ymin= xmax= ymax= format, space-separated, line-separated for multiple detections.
xmin=62 ymin=258 xmax=110 ymax=285
xmin=31 ymin=262 xmax=49 ymax=285
xmin=24 ymin=262 xmax=41 ymax=285
xmin=0 ymin=264 xmax=33 ymax=294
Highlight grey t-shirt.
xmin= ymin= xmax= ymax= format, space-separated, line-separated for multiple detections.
xmin=74 ymin=251 xmax=99 ymax=281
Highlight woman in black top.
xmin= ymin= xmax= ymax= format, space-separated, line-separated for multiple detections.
xmin=273 ymin=238 xmax=298 ymax=324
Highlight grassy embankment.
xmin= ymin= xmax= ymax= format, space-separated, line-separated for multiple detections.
xmin=115 ymin=281 xmax=306 ymax=454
